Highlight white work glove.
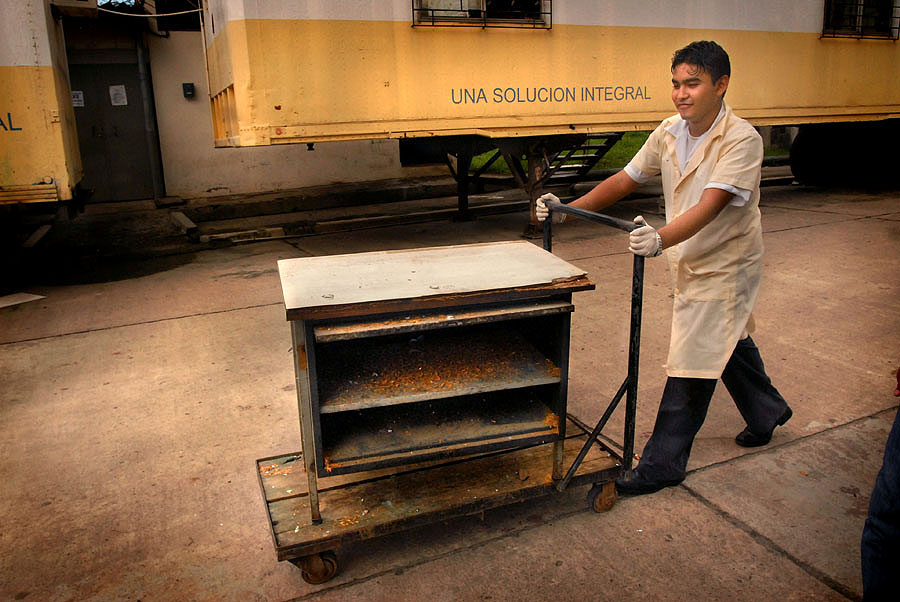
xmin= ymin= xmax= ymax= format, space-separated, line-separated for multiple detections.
xmin=628 ymin=216 xmax=663 ymax=257
xmin=535 ymin=193 xmax=566 ymax=224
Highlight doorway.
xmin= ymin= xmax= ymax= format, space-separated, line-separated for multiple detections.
xmin=68 ymin=46 xmax=162 ymax=202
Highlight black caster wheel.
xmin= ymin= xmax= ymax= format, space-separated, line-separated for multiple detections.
xmin=588 ymin=481 xmax=617 ymax=513
xmin=293 ymin=550 xmax=339 ymax=584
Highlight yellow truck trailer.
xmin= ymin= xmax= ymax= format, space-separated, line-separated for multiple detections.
xmin=204 ymin=0 xmax=900 ymax=143
xmin=200 ymin=0 xmax=900 ymax=217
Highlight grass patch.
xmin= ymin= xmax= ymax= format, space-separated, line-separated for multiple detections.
xmin=470 ymin=150 xmax=510 ymax=175
xmin=469 ymin=132 xmax=651 ymax=175
xmin=592 ymin=131 xmax=650 ymax=170
xmin=469 ymin=130 xmax=787 ymax=175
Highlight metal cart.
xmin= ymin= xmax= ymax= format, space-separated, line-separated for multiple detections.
xmin=257 ymin=208 xmax=643 ymax=584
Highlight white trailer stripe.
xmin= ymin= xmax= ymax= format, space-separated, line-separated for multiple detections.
xmin=213 ymin=0 xmax=824 ymax=34
xmin=0 ymin=0 xmax=53 ymax=67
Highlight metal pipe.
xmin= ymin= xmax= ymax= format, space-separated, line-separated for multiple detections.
xmin=292 ymin=321 xmax=322 ymax=523
xmin=542 ymin=215 xmax=553 ymax=253
xmin=455 ymin=144 xmax=473 ymax=220
xmin=555 ymin=378 xmax=629 ymax=491
xmin=542 ymin=198 xmax=639 ymax=232
xmin=198 ymin=1 xmax=215 ymax=99
xmin=135 ymin=37 xmax=165 ymax=202
xmin=623 ymin=254 xmax=645 ymax=472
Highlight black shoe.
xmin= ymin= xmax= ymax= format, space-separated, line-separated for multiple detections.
xmin=735 ymin=407 xmax=793 ymax=448
xmin=615 ymin=469 xmax=684 ymax=496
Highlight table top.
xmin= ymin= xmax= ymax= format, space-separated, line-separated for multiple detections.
xmin=277 ymin=241 xmax=594 ymax=321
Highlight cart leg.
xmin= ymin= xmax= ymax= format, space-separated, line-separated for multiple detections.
xmin=305 ymin=458 xmax=321 ymax=523
xmin=588 ymin=481 xmax=618 ymax=513
xmin=291 ymin=550 xmax=339 ymax=585
xmin=552 ymin=439 xmax=564 ymax=480
xmin=454 ymin=145 xmax=475 ymax=222
xmin=292 ymin=321 xmax=322 ymax=523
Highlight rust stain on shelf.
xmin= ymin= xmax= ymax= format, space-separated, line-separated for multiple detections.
xmin=320 ymin=329 xmax=560 ymax=405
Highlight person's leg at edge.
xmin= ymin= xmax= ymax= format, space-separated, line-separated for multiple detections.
xmin=617 ymin=377 xmax=716 ymax=494
xmin=861 ymin=408 xmax=900 ymax=601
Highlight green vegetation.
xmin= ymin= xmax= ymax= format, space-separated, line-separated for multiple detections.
xmin=469 ymin=129 xmax=787 ymax=175
xmin=469 ymin=131 xmax=650 ymax=175
xmin=592 ymin=131 xmax=650 ymax=170
xmin=469 ymin=150 xmax=508 ymax=174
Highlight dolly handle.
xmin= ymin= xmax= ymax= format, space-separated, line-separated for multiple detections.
xmin=543 ymin=198 xmax=639 ymax=233
xmin=541 ymin=196 xmax=645 ymax=488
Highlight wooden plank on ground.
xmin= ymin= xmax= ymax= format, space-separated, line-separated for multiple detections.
xmin=169 ymin=211 xmax=197 ymax=234
xmin=22 ymin=224 xmax=52 ymax=248
xmin=0 ymin=293 xmax=46 ymax=309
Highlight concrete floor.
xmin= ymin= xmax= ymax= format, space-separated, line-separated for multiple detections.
xmin=1 ymin=182 xmax=898 ymax=601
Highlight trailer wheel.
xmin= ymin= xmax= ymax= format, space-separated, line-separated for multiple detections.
xmin=588 ymin=481 xmax=617 ymax=513
xmin=294 ymin=550 xmax=339 ymax=584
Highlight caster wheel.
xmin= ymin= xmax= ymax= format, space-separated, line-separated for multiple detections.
xmin=294 ymin=550 xmax=339 ymax=584
xmin=588 ymin=481 xmax=617 ymax=513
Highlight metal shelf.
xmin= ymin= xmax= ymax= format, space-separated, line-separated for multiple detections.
xmin=319 ymin=389 xmax=559 ymax=475
xmin=313 ymin=300 xmax=573 ymax=343
xmin=316 ymin=326 xmax=561 ymax=413
xmin=257 ymin=420 xmax=620 ymax=562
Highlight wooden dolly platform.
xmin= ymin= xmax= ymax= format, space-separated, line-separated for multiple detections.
xmin=256 ymin=417 xmax=622 ymax=584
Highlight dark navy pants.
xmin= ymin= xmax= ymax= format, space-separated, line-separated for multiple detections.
xmin=861 ymin=408 xmax=900 ymax=601
xmin=636 ymin=336 xmax=790 ymax=482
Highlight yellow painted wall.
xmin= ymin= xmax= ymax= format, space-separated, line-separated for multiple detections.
xmin=0 ymin=65 xmax=81 ymax=200
xmin=207 ymin=19 xmax=900 ymax=145
xmin=148 ymin=31 xmax=431 ymax=198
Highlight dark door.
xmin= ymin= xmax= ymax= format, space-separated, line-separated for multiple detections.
xmin=69 ymin=54 xmax=156 ymax=202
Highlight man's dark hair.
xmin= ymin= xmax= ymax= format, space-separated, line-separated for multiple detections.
xmin=671 ymin=41 xmax=730 ymax=83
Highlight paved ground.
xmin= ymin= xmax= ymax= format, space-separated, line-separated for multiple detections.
xmin=1 ymin=179 xmax=898 ymax=601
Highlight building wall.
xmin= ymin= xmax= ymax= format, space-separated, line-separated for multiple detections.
xmin=0 ymin=0 xmax=81 ymax=201
xmin=146 ymin=31 xmax=431 ymax=198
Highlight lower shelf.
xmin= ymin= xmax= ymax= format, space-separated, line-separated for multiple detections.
xmin=319 ymin=388 xmax=560 ymax=476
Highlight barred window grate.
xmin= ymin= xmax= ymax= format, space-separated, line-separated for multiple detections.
xmin=413 ymin=0 xmax=551 ymax=29
xmin=822 ymin=0 xmax=900 ymax=39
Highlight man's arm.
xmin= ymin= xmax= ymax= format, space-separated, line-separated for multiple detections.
xmin=569 ymin=169 xmax=641 ymax=212
xmin=536 ymin=169 xmax=640 ymax=223
xmin=657 ymin=187 xmax=732 ymax=248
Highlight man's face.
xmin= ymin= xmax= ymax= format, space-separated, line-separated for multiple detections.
xmin=671 ymin=62 xmax=728 ymax=133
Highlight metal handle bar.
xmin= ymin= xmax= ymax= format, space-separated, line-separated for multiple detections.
xmin=543 ymin=198 xmax=639 ymax=232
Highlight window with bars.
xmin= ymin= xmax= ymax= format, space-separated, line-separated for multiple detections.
xmin=413 ymin=0 xmax=551 ymax=29
xmin=822 ymin=0 xmax=900 ymax=39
